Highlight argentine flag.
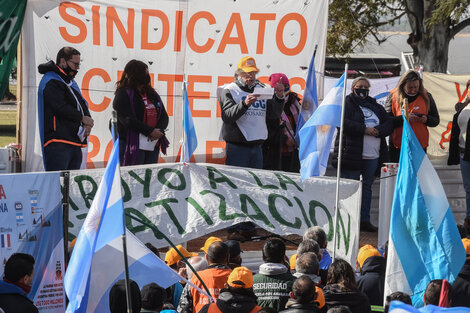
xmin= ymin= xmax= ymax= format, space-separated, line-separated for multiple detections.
xmin=65 ymin=139 xmax=186 ymax=313
xmin=182 ymin=82 xmax=198 ymax=162
xmin=389 ymin=301 xmax=470 ymax=313
xmin=384 ymin=116 xmax=466 ymax=307
xmin=298 ymin=73 xmax=345 ymax=180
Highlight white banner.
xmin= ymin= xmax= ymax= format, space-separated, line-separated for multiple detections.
xmin=22 ymin=0 xmax=328 ymax=171
xmin=0 ymin=172 xmax=65 ymax=313
xmin=67 ymin=163 xmax=361 ymax=264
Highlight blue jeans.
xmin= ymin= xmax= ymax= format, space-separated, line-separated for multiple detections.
xmin=44 ymin=142 xmax=82 ymax=171
xmin=341 ymin=158 xmax=379 ymax=223
xmin=225 ymin=143 xmax=263 ymax=169
xmin=461 ymin=157 xmax=470 ymax=218
xmin=119 ymin=139 xmax=160 ymax=165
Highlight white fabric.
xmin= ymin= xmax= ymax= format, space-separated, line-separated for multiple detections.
xmin=225 ymin=82 xmax=268 ymax=141
xmin=360 ymin=106 xmax=380 ymax=159
xmin=458 ymin=105 xmax=470 ymax=149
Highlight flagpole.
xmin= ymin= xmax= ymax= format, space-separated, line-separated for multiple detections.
xmin=332 ymin=63 xmax=348 ymax=261
xmin=181 ymin=80 xmax=186 ymax=162
xmin=112 ymin=110 xmax=133 ymax=313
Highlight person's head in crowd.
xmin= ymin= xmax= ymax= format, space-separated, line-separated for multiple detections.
xmin=296 ymin=252 xmax=320 ymax=276
xmin=269 ymin=73 xmax=290 ymax=97
xmin=109 ymin=279 xmax=142 ymax=313
xmin=423 ymin=279 xmax=452 ymax=307
xmin=459 ymin=226 xmax=469 ymax=239
xmin=384 ymin=291 xmax=412 ymax=313
xmin=56 ymin=46 xmax=81 ymax=78
xmin=462 ymin=238 xmax=470 ymax=260
xmin=225 ymin=240 xmax=243 ymax=266
xmin=356 ymin=244 xmax=382 ymax=271
xmin=350 ymin=76 xmax=371 ymax=100
xmin=146 ymin=243 xmax=161 ymax=259
xmin=235 ymin=56 xmax=259 ymax=88
xmin=141 ymin=283 xmax=166 ymax=312
xmin=116 ymin=59 xmax=153 ymax=95
xmin=257 ymin=307 xmax=279 ymax=313
xmin=396 ymin=69 xmax=429 ymax=109
xmin=4 ymin=253 xmax=35 ymax=292
xmin=201 ymin=236 xmax=222 ymax=254
xmin=326 ymin=259 xmax=358 ymax=291
xmin=206 ymin=241 xmax=229 ymax=265
xmin=327 ymin=305 xmax=353 ymax=313
xmin=297 ymin=239 xmax=321 ymax=261
xmin=290 ymin=276 xmax=316 ymax=304
xmin=303 ymin=226 xmax=328 ymax=249
xmin=225 ymin=266 xmax=258 ymax=300
xmin=165 ymin=245 xmax=197 ymax=270
xmin=262 ymin=238 xmax=286 ymax=264
xmin=186 ymin=255 xmax=209 ymax=280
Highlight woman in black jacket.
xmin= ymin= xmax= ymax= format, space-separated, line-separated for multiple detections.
xmin=113 ymin=60 xmax=169 ymax=165
xmin=332 ymin=77 xmax=393 ymax=232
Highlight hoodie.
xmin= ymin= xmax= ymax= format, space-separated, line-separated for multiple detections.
xmin=356 ymin=256 xmax=386 ymax=306
xmin=38 ymin=60 xmax=91 ymax=148
xmin=253 ymin=263 xmax=295 ymax=311
xmin=0 ymin=279 xmax=38 ymax=313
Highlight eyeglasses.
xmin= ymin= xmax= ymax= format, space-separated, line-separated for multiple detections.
xmin=67 ymin=60 xmax=80 ymax=68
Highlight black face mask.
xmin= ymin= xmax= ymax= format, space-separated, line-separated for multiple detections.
xmin=137 ymin=74 xmax=151 ymax=86
xmin=354 ymin=88 xmax=369 ymax=99
xmin=62 ymin=64 xmax=78 ymax=79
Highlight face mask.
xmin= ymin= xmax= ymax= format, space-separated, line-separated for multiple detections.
xmin=238 ymin=77 xmax=256 ymax=89
xmin=62 ymin=64 xmax=78 ymax=78
xmin=137 ymin=74 xmax=151 ymax=86
xmin=405 ymin=91 xmax=418 ymax=97
xmin=354 ymin=88 xmax=369 ymax=99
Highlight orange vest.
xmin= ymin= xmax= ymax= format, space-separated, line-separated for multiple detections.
xmin=391 ymin=88 xmax=429 ymax=148
xmin=207 ymin=302 xmax=262 ymax=313
xmin=191 ymin=267 xmax=232 ymax=313
xmin=315 ymin=286 xmax=325 ymax=308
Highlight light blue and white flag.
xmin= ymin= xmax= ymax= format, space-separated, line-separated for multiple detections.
xmin=384 ymin=116 xmax=466 ymax=307
xmin=64 ymin=138 xmax=125 ymax=313
xmin=298 ymin=73 xmax=345 ymax=180
xmin=389 ymin=301 xmax=470 ymax=313
xmin=182 ymin=82 xmax=198 ymax=162
xmin=295 ymin=52 xmax=318 ymax=144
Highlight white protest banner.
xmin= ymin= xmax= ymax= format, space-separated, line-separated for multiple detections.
xmin=22 ymin=0 xmax=328 ymax=171
xmin=0 ymin=172 xmax=65 ymax=313
xmin=67 ymin=163 xmax=361 ymax=264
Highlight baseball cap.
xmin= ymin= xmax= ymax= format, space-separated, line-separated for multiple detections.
xmin=227 ymin=266 xmax=253 ymax=289
xmin=289 ymin=253 xmax=298 ymax=270
xmin=237 ymin=56 xmax=259 ymax=73
xmin=200 ymin=236 xmax=222 ymax=253
xmin=165 ymin=245 xmax=198 ymax=266
xmin=357 ymin=244 xmax=381 ymax=268
xmin=225 ymin=240 xmax=243 ymax=259
xmin=463 ymin=238 xmax=470 ymax=260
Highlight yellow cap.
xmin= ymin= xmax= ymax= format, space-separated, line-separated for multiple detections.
xmin=290 ymin=253 xmax=298 ymax=270
xmin=165 ymin=245 xmax=198 ymax=266
xmin=200 ymin=236 xmax=223 ymax=253
xmin=463 ymin=238 xmax=470 ymax=260
xmin=228 ymin=266 xmax=253 ymax=288
xmin=237 ymin=56 xmax=259 ymax=73
xmin=357 ymin=244 xmax=381 ymax=268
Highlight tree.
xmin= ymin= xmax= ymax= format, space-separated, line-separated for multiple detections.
xmin=327 ymin=0 xmax=470 ymax=73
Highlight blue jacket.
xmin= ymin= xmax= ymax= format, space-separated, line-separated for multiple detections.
xmin=0 ymin=280 xmax=38 ymax=313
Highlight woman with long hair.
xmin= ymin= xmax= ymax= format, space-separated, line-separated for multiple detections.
xmin=385 ymin=70 xmax=440 ymax=161
xmin=113 ymin=60 xmax=169 ymax=165
xmin=323 ymin=259 xmax=371 ymax=313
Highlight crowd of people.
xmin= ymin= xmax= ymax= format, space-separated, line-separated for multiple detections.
xmin=4 ymin=225 xmax=470 ymax=313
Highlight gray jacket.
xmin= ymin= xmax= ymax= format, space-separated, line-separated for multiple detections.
xmin=219 ymin=80 xmax=284 ymax=145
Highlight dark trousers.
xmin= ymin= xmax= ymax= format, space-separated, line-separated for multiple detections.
xmin=44 ymin=142 xmax=82 ymax=171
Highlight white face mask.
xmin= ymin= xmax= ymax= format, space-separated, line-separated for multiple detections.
xmin=405 ymin=91 xmax=418 ymax=97
xmin=238 ymin=77 xmax=256 ymax=89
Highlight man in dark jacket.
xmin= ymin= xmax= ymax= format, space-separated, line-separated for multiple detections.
xmin=0 ymin=253 xmax=38 ymax=313
xmin=253 ymin=239 xmax=295 ymax=311
xmin=356 ymin=245 xmax=385 ymax=306
xmin=38 ymin=46 xmax=94 ymax=171
xmin=451 ymin=238 xmax=470 ymax=307
xmin=199 ymin=266 xmax=261 ymax=313
xmin=280 ymin=276 xmax=319 ymax=313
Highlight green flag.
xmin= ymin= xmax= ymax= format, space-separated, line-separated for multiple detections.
xmin=0 ymin=0 xmax=27 ymax=100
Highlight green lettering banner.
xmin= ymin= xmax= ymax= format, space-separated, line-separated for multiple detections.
xmin=67 ymin=163 xmax=361 ymax=263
